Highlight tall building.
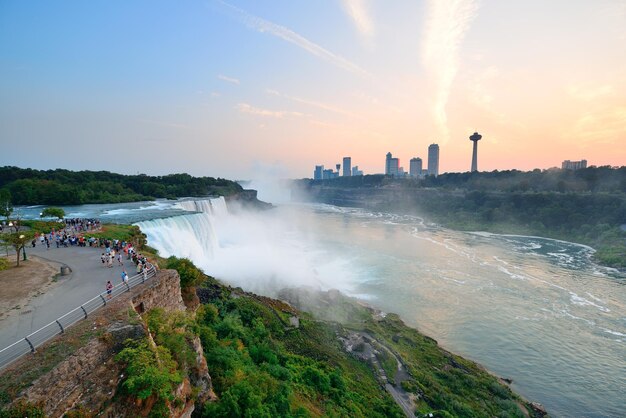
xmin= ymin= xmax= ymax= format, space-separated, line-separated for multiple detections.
xmin=427 ymin=144 xmax=439 ymax=176
xmin=343 ymin=157 xmax=352 ymax=177
xmin=409 ymin=157 xmax=423 ymax=177
xmin=352 ymin=166 xmax=363 ymax=176
xmin=562 ymin=160 xmax=587 ymax=170
xmin=469 ymin=132 xmax=482 ymax=172
xmin=314 ymin=165 xmax=324 ymax=180
xmin=385 ymin=152 xmax=399 ymax=176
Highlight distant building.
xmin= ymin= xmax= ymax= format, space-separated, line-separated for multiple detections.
xmin=352 ymin=166 xmax=363 ymax=176
xmin=322 ymin=169 xmax=334 ymax=180
xmin=409 ymin=157 xmax=423 ymax=177
xmin=385 ymin=152 xmax=400 ymax=176
xmin=427 ymin=144 xmax=439 ymax=176
xmin=562 ymin=160 xmax=587 ymax=170
xmin=314 ymin=165 xmax=324 ymax=180
xmin=343 ymin=157 xmax=352 ymax=177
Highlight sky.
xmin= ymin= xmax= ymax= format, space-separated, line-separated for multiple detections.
xmin=0 ymin=0 xmax=625 ymax=179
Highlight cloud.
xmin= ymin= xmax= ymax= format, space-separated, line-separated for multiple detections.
xmin=422 ymin=0 xmax=479 ymax=142
xmin=266 ymin=88 xmax=362 ymax=119
xmin=218 ymin=74 xmax=240 ymax=84
xmin=236 ymin=103 xmax=304 ymax=118
xmin=568 ymin=84 xmax=615 ymax=101
xmin=217 ymin=0 xmax=371 ymax=77
xmin=341 ymin=0 xmax=374 ymax=37
xmin=568 ymin=106 xmax=626 ymax=144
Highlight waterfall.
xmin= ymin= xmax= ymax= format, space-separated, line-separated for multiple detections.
xmin=176 ymin=197 xmax=228 ymax=216
xmin=136 ymin=197 xmax=229 ymax=262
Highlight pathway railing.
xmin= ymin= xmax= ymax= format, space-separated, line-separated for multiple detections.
xmin=0 ymin=264 xmax=157 ymax=370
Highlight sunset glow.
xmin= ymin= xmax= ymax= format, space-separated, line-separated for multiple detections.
xmin=1 ymin=1 xmax=624 ymax=178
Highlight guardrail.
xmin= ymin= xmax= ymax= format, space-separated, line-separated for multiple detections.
xmin=0 ymin=264 xmax=157 ymax=370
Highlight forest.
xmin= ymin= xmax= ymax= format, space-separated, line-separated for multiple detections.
xmin=0 ymin=166 xmax=242 ymax=205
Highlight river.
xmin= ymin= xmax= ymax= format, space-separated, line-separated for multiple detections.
xmin=16 ymin=198 xmax=626 ymax=417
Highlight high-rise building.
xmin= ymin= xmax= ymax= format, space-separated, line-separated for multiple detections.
xmin=352 ymin=166 xmax=363 ymax=176
xmin=314 ymin=165 xmax=324 ymax=180
xmin=562 ymin=160 xmax=587 ymax=170
xmin=427 ymin=144 xmax=439 ymax=176
xmin=385 ymin=152 xmax=400 ymax=176
xmin=409 ymin=157 xmax=423 ymax=177
xmin=343 ymin=157 xmax=352 ymax=177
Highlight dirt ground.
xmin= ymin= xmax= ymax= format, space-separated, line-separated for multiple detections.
xmin=0 ymin=254 xmax=60 ymax=321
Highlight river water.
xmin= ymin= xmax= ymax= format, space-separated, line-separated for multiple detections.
xmin=17 ymin=199 xmax=626 ymax=417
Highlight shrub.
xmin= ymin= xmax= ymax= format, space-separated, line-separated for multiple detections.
xmin=165 ymin=257 xmax=205 ymax=288
xmin=115 ymin=339 xmax=182 ymax=402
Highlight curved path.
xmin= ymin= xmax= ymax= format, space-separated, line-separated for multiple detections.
xmin=0 ymin=244 xmax=136 ymax=350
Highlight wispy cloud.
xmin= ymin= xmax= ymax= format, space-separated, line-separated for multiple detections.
xmin=218 ymin=74 xmax=240 ymax=84
xmin=217 ymin=0 xmax=370 ymax=77
xmin=567 ymin=106 xmax=626 ymax=144
xmin=422 ymin=0 xmax=479 ymax=142
xmin=568 ymin=84 xmax=615 ymax=101
xmin=341 ymin=0 xmax=374 ymax=37
xmin=266 ymin=88 xmax=363 ymax=119
xmin=236 ymin=103 xmax=304 ymax=118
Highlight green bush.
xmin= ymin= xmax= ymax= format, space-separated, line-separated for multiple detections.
xmin=0 ymin=257 xmax=9 ymax=271
xmin=0 ymin=400 xmax=45 ymax=418
xmin=115 ymin=339 xmax=182 ymax=402
xmin=165 ymin=257 xmax=205 ymax=288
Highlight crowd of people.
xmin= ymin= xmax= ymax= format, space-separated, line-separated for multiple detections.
xmin=27 ymin=218 xmax=153 ymax=293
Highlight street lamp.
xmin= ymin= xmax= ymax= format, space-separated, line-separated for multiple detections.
xmin=19 ymin=234 xmax=27 ymax=261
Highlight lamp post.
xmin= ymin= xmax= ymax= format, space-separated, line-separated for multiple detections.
xmin=19 ymin=234 xmax=27 ymax=261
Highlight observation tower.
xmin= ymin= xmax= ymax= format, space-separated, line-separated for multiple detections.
xmin=469 ymin=132 xmax=482 ymax=172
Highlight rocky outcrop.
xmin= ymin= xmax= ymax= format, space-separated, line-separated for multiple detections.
xmin=3 ymin=269 xmax=214 ymax=418
xmin=226 ymin=189 xmax=272 ymax=210
xmin=13 ymin=322 xmax=145 ymax=416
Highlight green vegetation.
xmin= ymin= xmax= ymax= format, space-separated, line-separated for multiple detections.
xmin=40 ymin=206 xmax=65 ymax=220
xmin=157 ymin=257 xmax=536 ymax=417
xmin=0 ymin=400 xmax=45 ymax=418
xmin=298 ymin=167 xmax=626 ymax=268
xmin=165 ymin=257 xmax=206 ymax=288
xmin=0 ymin=257 xmax=9 ymax=271
xmin=115 ymin=339 xmax=183 ymax=414
xmin=1 ymin=232 xmax=34 ymax=267
xmin=0 ymin=166 xmax=243 ymax=205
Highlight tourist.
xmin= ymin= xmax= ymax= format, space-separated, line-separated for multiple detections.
xmin=117 ymin=252 xmax=123 ymax=266
xmin=121 ymin=270 xmax=129 ymax=284
xmin=106 ymin=280 xmax=113 ymax=299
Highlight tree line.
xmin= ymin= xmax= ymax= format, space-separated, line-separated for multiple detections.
xmin=0 ymin=166 xmax=243 ymax=205
xmin=303 ymin=165 xmax=626 ymax=193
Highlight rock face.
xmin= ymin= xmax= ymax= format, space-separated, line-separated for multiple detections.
xmin=4 ymin=269 xmax=214 ymax=418
xmin=15 ymin=323 xmax=143 ymax=416
xmin=131 ymin=268 xmax=186 ymax=314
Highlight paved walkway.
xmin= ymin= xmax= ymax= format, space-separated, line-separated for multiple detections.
xmin=0 ymin=243 xmax=136 ymax=350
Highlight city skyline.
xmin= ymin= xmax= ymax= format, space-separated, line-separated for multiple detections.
xmin=1 ymin=1 xmax=624 ymax=179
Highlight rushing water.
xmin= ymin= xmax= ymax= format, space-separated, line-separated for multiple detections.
xmin=17 ymin=199 xmax=626 ymax=417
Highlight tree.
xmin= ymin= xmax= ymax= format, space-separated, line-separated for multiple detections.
xmin=0 ymin=189 xmax=12 ymax=221
xmin=40 ymin=207 xmax=65 ymax=220
xmin=3 ymin=232 xmax=34 ymax=267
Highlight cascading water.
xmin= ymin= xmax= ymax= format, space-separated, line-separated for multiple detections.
xmin=135 ymin=197 xmax=227 ymax=260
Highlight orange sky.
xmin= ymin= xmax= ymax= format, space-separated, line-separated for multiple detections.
xmin=1 ymin=1 xmax=624 ymax=178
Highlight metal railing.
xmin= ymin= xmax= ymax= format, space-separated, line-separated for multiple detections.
xmin=0 ymin=264 xmax=157 ymax=370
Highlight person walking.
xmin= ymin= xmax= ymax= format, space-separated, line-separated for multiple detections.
xmin=121 ymin=270 xmax=129 ymax=285
xmin=117 ymin=252 xmax=123 ymax=266
xmin=106 ymin=280 xmax=113 ymax=299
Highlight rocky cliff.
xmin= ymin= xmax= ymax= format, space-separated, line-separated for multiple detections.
xmin=0 ymin=269 xmax=214 ymax=417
